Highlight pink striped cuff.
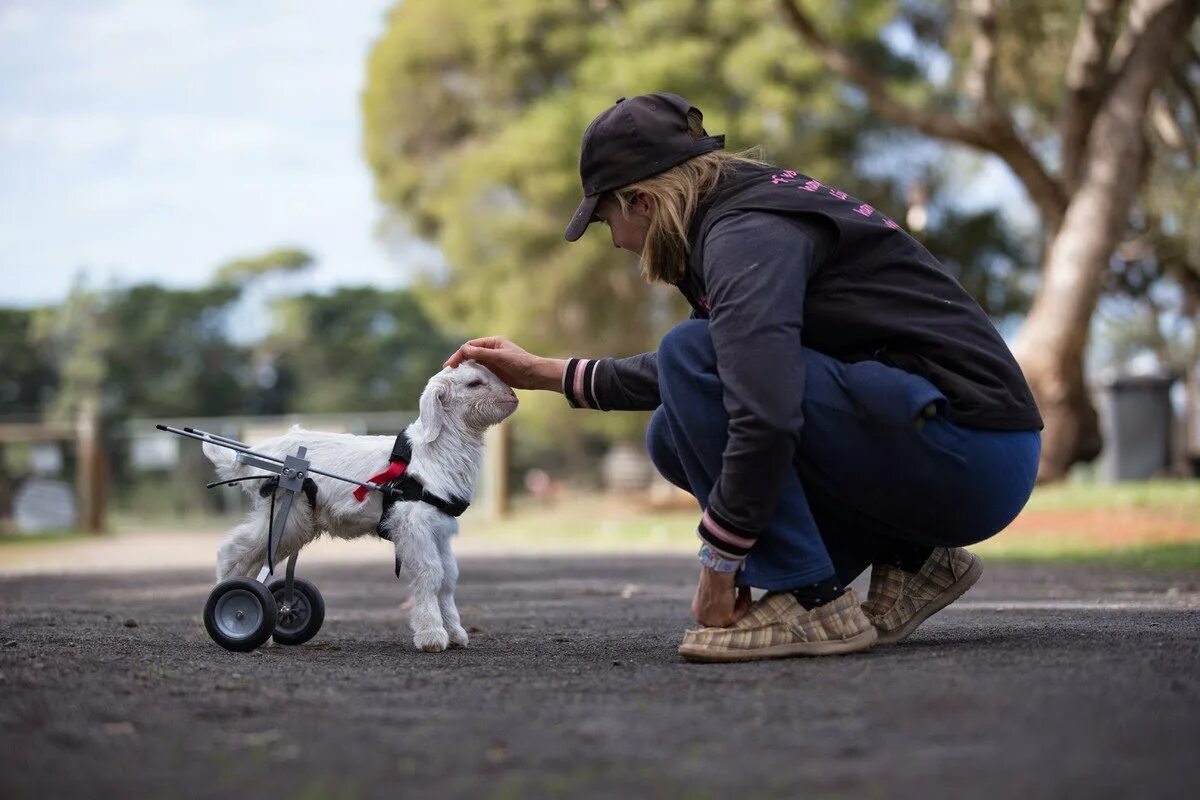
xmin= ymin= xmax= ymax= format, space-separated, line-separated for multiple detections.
xmin=562 ymin=358 xmax=601 ymax=409
xmin=697 ymin=507 xmax=758 ymax=561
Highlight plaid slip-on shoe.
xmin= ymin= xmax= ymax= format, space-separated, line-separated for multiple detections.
xmin=677 ymin=588 xmax=877 ymax=663
xmin=862 ymin=547 xmax=983 ymax=646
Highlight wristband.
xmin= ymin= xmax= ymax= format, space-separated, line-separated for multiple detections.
xmin=699 ymin=543 xmax=742 ymax=573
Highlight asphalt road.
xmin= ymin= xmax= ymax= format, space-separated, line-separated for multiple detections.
xmin=1 ymin=555 xmax=1197 ymax=799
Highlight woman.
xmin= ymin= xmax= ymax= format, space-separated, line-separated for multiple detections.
xmin=445 ymin=93 xmax=1042 ymax=663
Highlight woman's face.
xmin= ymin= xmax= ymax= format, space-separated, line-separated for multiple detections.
xmin=595 ymin=193 xmax=652 ymax=254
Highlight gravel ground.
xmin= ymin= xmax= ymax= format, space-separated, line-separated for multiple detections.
xmin=1 ymin=555 xmax=1197 ymax=799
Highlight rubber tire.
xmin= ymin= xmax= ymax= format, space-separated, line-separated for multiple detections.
xmin=266 ymin=577 xmax=325 ymax=646
xmin=203 ymin=577 xmax=277 ymax=653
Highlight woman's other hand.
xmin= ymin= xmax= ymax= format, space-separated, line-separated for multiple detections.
xmin=692 ymin=567 xmax=752 ymax=628
xmin=444 ymin=335 xmax=566 ymax=392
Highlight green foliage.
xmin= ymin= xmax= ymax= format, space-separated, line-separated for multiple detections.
xmin=268 ymin=287 xmax=460 ymax=413
xmin=213 ymin=247 xmax=314 ymax=288
xmin=31 ymin=282 xmax=113 ymax=420
xmin=362 ymin=0 xmax=919 ymax=440
xmin=0 ymin=308 xmax=58 ymax=416
xmin=6 ymin=274 xmax=456 ymax=423
xmin=103 ymin=283 xmax=248 ymax=418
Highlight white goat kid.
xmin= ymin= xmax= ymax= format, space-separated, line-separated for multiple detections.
xmin=202 ymin=360 xmax=518 ymax=652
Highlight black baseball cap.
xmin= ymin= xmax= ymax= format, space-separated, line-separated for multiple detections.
xmin=564 ymin=93 xmax=725 ymax=242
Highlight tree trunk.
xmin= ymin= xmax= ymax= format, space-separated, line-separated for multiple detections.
xmin=1015 ymin=0 xmax=1198 ymax=480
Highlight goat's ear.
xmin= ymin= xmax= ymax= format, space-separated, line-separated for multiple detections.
xmin=414 ymin=379 xmax=452 ymax=443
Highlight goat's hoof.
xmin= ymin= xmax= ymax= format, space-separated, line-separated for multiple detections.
xmin=414 ymin=628 xmax=450 ymax=652
xmin=448 ymin=625 xmax=469 ymax=648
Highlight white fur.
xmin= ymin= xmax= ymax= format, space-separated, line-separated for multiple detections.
xmin=203 ymin=360 xmax=517 ymax=652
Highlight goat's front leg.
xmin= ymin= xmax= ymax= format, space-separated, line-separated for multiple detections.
xmin=395 ymin=526 xmax=449 ymax=652
xmin=434 ymin=527 xmax=468 ymax=647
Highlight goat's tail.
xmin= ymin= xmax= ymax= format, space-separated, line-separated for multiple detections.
xmin=202 ymin=441 xmax=242 ymax=481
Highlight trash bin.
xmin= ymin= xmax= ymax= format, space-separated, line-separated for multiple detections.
xmin=1097 ymin=373 xmax=1176 ymax=481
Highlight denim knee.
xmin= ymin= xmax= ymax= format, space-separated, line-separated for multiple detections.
xmin=656 ymin=319 xmax=715 ymax=382
xmin=645 ymin=406 xmax=674 ymax=473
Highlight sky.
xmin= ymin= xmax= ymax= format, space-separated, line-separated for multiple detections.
xmin=0 ymin=0 xmax=435 ymax=311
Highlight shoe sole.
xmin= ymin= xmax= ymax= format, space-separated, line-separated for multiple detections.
xmin=874 ymin=552 xmax=983 ymax=647
xmin=677 ymin=626 xmax=878 ymax=663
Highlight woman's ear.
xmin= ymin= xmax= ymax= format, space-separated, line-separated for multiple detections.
xmin=414 ymin=378 xmax=452 ymax=443
xmin=633 ymin=191 xmax=655 ymax=216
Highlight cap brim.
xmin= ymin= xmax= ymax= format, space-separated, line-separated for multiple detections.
xmin=564 ymin=194 xmax=600 ymax=242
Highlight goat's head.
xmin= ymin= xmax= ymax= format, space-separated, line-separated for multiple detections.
xmin=413 ymin=360 xmax=518 ymax=443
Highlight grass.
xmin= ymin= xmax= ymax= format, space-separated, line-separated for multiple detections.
xmin=976 ymin=541 xmax=1200 ymax=570
xmin=1023 ymin=479 xmax=1200 ymax=519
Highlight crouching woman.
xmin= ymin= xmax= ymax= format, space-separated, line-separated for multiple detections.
xmin=445 ymin=93 xmax=1042 ymax=662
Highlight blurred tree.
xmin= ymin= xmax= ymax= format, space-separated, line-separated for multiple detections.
xmin=774 ymin=0 xmax=1199 ymax=479
xmin=30 ymin=281 xmax=249 ymax=420
xmin=362 ymin=0 xmax=908 ymax=443
xmin=0 ymin=308 xmax=58 ymax=417
xmin=31 ymin=282 xmax=113 ymax=421
xmin=266 ymin=287 xmax=460 ymax=413
xmin=213 ymin=247 xmax=314 ymax=288
xmin=104 ymin=284 xmax=248 ymax=418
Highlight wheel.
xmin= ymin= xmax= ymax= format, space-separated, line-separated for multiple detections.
xmin=266 ymin=577 xmax=325 ymax=646
xmin=203 ymin=578 xmax=277 ymax=652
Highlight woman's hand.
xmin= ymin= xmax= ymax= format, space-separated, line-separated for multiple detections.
xmin=444 ymin=336 xmax=566 ymax=392
xmin=692 ymin=567 xmax=752 ymax=628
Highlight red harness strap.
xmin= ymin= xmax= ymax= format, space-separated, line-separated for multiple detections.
xmin=355 ymin=431 xmax=416 ymax=502
xmin=354 ymin=460 xmax=406 ymax=502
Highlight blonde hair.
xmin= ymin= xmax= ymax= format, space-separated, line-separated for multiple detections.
xmin=611 ymin=113 xmax=766 ymax=283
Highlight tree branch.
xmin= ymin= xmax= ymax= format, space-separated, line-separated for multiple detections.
xmin=775 ymin=0 xmax=1067 ymax=230
xmin=965 ymin=0 xmax=1000 ymax=112
xmin=1150 ymin=91 xmax=1196 ymax=162
xmin=1061 ymin=0 xmax=1125 ymax=190
xmin=1173 ymin=65 xmax=1200 ymax=133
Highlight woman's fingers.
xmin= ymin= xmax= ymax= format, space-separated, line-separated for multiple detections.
xmin=733 ymin=585 xmax=752 ymax=621
xmin=444 ymin=336 xmax=510 ymax=368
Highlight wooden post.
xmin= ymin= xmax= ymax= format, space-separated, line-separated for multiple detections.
xmin=75 ymin=395 xmax=107 ymax=533
xmin=484 ymin=420 xmax=511 ymax=520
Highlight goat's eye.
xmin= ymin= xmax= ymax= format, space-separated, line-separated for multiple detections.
xmin=467 ymin=379 xmax=485 ymax=388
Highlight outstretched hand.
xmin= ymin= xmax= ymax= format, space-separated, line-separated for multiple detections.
xmin=444 ymin=335 xmax=566 ymax=392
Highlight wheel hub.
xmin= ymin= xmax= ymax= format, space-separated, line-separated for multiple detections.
xmin=272 ymin=589 xmax=309 ymax=635
xmin=213 ymin=589 xmax=264 ymax=639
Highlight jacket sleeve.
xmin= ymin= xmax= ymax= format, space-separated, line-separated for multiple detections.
xmin=562 ymin=352 xmax=660 ymax=411
xmin=695 ymin=211 xmax=825 ymax=563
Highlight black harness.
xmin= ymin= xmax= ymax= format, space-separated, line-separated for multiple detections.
xmin=374 ymin=432 xmax=470 ymax=541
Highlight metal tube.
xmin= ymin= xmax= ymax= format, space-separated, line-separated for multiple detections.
xmin=159 ymin=424 xmax=387 ymax=494
xmin=285 ymin=553 xmax=298 ymax=605
xmin=157 ymin=425 xmax=286 ymax=466
xmin=183 ymin=427 xmax=249 ymax=448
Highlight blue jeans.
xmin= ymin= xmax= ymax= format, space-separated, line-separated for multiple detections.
xmin=646 ymin=320 xmax=1041 ymax=590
